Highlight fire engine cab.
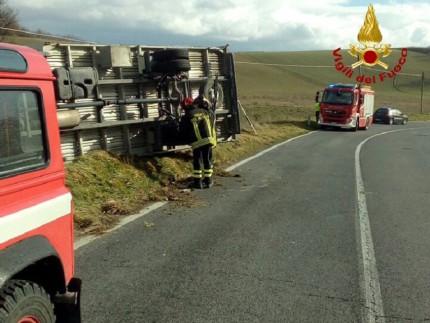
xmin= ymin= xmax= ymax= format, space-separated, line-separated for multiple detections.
xmin=318 ymin=83 xmax=375 ymax=131
xmin=0 ymin=43 xmax=80 ymax=322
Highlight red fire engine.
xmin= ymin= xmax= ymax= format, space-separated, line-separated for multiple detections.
xmin=0 ymin=43 xmax=80 ymax=322
xmin=318 ymin=83 xmax=375 ymax=131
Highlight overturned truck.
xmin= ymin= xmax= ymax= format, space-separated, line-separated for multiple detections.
xmin=42 ymin=43 xmax=241 ymax=161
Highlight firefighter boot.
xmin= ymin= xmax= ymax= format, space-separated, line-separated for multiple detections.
xmin=193 ymin=178 xmax=203 ymax=189
xmin=203 ymin=177 xmax=213 ymax=188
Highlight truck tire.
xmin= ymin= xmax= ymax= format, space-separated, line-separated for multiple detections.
xmin=0 ymin=280 xmax=56 ymax=323
xmin=199 ymin=77 xmax=224 ymax=109
xmin=152 ymin=49 xmax=189 ymax=62
xmin=151 ymin=59 xmax=191 ymax=74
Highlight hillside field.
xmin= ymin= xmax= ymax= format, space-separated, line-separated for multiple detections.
xmin=234 ymin=48 xmax=430 ymax=115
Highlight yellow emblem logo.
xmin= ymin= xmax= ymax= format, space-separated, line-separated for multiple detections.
xmin=348 ymin=4 xmax=392 ymax=69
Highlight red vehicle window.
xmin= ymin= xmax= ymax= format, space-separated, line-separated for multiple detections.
xmin=0 ymin=90 xmax=47 ymax=177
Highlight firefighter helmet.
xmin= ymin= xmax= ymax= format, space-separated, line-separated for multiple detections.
xmin=181 ymin=97 xmax=194 ymax=109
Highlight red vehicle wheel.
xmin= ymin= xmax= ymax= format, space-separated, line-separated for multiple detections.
xmin=0 ymin=280 xmax=55 ymax=323
xmin=18 ymin=316 xmax=40 ymax=323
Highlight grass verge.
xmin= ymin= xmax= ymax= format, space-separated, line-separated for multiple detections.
xmin=66 ymin=105 xmax=312 ymax=236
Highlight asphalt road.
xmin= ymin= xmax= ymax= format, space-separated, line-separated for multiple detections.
xmin=75 ymin=122 xmax=430 ymax=323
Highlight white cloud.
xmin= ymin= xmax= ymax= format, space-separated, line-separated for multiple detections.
xmin=11 ymin=0 xmax=430 ymax=51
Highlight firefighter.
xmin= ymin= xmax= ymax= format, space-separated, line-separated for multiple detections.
xmin=314 ymin=91 xmax=321 ymax=123
xmin=179 ymin=96 xmax=216 ymax=189
xmin=314 ymin=100 xmax=320 ymax=123
xmin=193 ymin=94 xmax=217 ymax=169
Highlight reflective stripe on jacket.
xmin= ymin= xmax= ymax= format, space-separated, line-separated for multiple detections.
xmin=190 ymin=112 xmax=216 ymax=149
xmin=179 ymin=108 xmax=216 ymax=149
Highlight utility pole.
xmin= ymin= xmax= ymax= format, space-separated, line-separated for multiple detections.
xmin=420 ymin=71 xmax=424 ymax=113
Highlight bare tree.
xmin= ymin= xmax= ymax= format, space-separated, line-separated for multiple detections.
xmin=0 ymin=0 xmax=19 ymax=35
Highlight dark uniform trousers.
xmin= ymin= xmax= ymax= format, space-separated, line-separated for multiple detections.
xmin=192 ymin=144 xmax=213 ymax=185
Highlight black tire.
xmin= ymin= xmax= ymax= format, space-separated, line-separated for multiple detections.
xmin=402 ymin=118 xmax=408 ymax=125
xmin=152 ymin=49 xmax=189 ymax=62
xmin=388 ymin=118 xmax=394 ymax=125
xmin=0 ymin=280 xmax=56 ymax=323
xmin=151 ymin=59 xmax=191 ymax=74
xmin=351 ymin=118 xmax=359 ymax=132
xmin=199 ymin=77 xmax=224 ymax=109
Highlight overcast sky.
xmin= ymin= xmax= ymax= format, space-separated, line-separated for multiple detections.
xmin=12 ymin=0 xmax=430 ymax=52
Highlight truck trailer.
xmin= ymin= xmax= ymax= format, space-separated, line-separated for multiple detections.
xmin=42 ymin=42 xmax=241 ymax=161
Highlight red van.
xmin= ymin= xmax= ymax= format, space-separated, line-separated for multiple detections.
xmin=0 ymin=43 xmax=80 ymax=323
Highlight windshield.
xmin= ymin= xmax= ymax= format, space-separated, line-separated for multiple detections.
xmin=322 ymin=90 xmax=354 ymax=105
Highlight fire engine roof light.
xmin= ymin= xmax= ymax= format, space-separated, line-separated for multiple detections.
xmin=0 ymin=49 xmax=27 ymax=72
xmin=328 ymin=83 xmax=357 ymax=89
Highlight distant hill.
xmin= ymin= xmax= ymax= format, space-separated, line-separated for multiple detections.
xmin=407 ymin=47 xmax=430 ymax=55
xmin=0 ymin=34 xmax=81 ymax=47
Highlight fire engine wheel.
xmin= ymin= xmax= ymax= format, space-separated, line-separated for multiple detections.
xmin=0 ymin=280 xmax=56 ymax=323
xmin=152 ymin=49 xmax=189 ymax=62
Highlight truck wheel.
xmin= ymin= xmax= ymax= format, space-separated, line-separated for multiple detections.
xmin=152 ymin=49 xmax=189 ymax=62
xmin=199 ymin=77 xmax=224 ymax=109
xmin=151 ymin=59 xmax=191 ymax=73
xmin=0 ymin=280 xmax=56 ymax=323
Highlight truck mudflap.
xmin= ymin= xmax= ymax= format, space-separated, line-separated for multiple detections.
xmin=54 ymin=277 xmax=82 ymax=323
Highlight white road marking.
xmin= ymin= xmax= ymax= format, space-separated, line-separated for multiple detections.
xmin=354 ymin=127 xmax=428 ymax=322
xmin=355 ymin=134 xmax=385 ymax=323
xmin=225 ymin=132 xmax=316 ymax=172
xmin=74 ymin=201 xmax=168 ymax=250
